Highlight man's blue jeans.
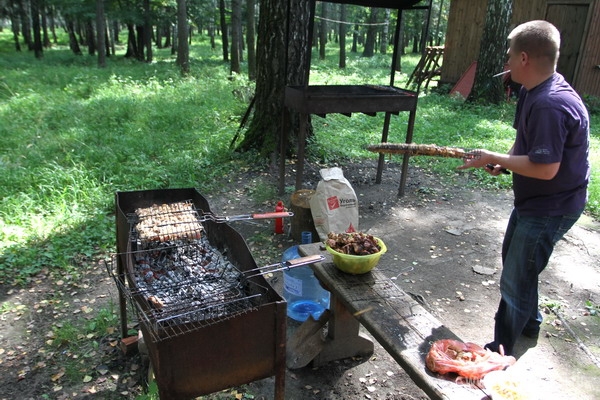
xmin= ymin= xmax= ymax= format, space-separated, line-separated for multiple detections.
xmin=488 ymin=207 xmax=582 ymax=355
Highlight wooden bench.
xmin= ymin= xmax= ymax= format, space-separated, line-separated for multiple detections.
xmin=297 ymin=243 xmax=490 ymax=400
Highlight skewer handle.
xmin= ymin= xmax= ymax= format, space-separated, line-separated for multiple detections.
xmin=251 ymin=211 xmax=294 ymax=219
xmin=243 ymin=255 xmax=326 ymax=279
xmin=485 ymin=164 xmax=511 ymax=174
xmin=284 ymin=254 xmax=325 ymax=267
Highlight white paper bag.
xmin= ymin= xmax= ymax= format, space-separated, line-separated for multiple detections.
xmin=309 ymin=167 xmax=359 ymax=241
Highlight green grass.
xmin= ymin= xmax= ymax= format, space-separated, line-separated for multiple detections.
xmin=0 ymin=33 xmax=265 ymax=283
xmin=0 ymin=31 xmax=598 ymax=286
xmin=48 ymin=304 xmax=118 ymax=384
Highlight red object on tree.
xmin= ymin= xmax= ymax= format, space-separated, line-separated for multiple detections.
xmin=275 ymin=201 xmax=285 ymax=234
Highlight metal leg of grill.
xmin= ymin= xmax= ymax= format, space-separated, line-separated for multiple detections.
xmin=274 ymin=301 xmax=286 ymax=400
xmin=398 ymin=109 xmax=417 ymax=196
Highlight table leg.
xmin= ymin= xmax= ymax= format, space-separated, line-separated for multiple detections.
xmin=312 ymin=292 xmax=374 ymax=366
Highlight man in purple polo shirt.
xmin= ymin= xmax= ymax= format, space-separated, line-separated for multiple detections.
xmin=459 ymin=20 xmax=590 ymax=356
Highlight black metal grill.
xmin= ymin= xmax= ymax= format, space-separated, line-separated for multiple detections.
xmin=113 ymin=188 xmax=286 ymax=400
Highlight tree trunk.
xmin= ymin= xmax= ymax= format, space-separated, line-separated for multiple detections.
xmin=49 ymin=5 xmax=58 ymax=44
xmin=125 ymin=23 xmax=137 ymax=58
xmin=87 ymin=19 xmax=96 ymax=55
xmin=468 ymin=0 xmax=513 ymax=104
xmin=246 ymin=0 xmax=256 ymax=80
xmin=113 ymin=20 xmax=120 ymax=44
xmin=420 ymin=8 xmax=430 ymax=50
xmin=66 ymin=18 xmax=82 ymax=55
xmin=107 ymin=20 xmax=116 ymax=55
xmin=76 ymin=21 xmax=85 ymax=46
xmin=172 ymin=22 xmax=178 ymax=55
xmin=219 ymin=0 xmax=229 ymax=62
xmin=433 ymin=0 xmax=445 ymax=46
xmin=176 ymin=0 xmax=190 ymax=74
xmin=351 ymin=23 xmax=358 ymax=52
xmin=394 ymin=11 xmax=405 ymax=72
xmin=338 ymin=4 xmax=346 ymax=68
xmin=230 ymin=0 xmax=242 ymax=74
xmin=237 ymin=0 xmax=311 ymax=155
xmin=318 ymin=2 xmax=327 ymax=60
xmin=362 ymin=7 xmax=379 ymax=57
xmin=10 ymin=13 xmax=21 ymax=51
xmin=208 ymin=0 xmax=216 ymax=50
xmin=105 ymin=27 xmax=111 ymax=56
xmin=30 ymin=0 xmax=43 ymax=58
xmin=17 ymin=0 xmax=32 ymax=50
xmin=380 ymin=8 xmax=390 ymax=54
xmin=143 ymin=0 xmax=153 ymax=62
xmin=41 ymin=0 xmax=50 ymax=48
xmin=156 ymin=23 xmax=163 ymax=48
xmin=164 ymin=23 xmax=172 ymax=48
xmin=97 ymin=0 xmax=106 ymax=67
xmin=136 ymin=24 xmax=145 ymax=60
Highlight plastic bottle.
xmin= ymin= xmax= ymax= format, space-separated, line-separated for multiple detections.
xmin=274 ymin=201 xmax=284 ymax=234
xmin=282 ymin=231 xmax=330 ymax=321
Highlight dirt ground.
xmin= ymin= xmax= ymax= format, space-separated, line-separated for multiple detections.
xmin=1 ymin=157 xmax=599 ymax=400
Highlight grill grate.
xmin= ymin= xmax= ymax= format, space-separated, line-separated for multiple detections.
xmin=108 ymin=239 xmax=269 ymax=342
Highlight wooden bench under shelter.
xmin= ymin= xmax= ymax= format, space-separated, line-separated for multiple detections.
xmin=407 ymin=46 xmax=444 ymax=92
xmin=295 ymin=243 xmax=491 ymax=400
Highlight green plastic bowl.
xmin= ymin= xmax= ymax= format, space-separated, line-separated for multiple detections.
xmin=325 ymin=237 xmax=387 ymax=275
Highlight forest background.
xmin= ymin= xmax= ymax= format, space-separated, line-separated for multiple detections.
xmin=0 ymin=0 xmax=599 ymax=398
xmin=1 ymin=0 xmax=597 ymax=280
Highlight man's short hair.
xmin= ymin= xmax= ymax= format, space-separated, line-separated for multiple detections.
xmin=508 ymin=20 xmax=560 ymax=66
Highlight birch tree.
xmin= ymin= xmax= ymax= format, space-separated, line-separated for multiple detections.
xmin=468 ymin=0 xmax=513 ymax=104
xmin=176 ymin=0 xmax=189 ymax=74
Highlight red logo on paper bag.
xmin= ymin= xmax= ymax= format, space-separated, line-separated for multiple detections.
xmin=327 ymin=196 xmax=339 ymax=210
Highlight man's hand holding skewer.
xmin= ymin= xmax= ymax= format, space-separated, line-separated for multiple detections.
xmin=458 ymin=149 xmax=506 ymax=176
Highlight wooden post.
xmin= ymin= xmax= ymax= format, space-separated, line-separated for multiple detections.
xmin=290 ymin=189 xmax=319 ymax=242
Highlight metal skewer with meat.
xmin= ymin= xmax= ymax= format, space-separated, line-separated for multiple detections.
xmin=367 ymin=142 xmax=510 ymax=174
xmin=367 ymin=142 xmax=471 ymax=159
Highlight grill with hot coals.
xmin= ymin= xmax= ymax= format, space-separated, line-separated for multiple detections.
xmin=111 ymin=188 xmax=287 ymax=400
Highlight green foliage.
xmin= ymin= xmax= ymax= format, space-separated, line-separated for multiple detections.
xmin=587 ymin=115 xmax=600 ymax=218
xmin=539 ymin=296 xmax=565 ymax=313
xmin=51 ymin=321 xmax=81 ymax=348
xmin=136 ymin=381 xmax=160 ymax=400
xmin=0 ymin=33 xmax=256 ymax=283
xmin=86 ymin=305 xmax=119 ymax=334
xmin=583 ymin=95 xmax=600 ymax=116
xmin=47 ymin=304 xmax=118 ymax=384
xmin=585 ymin=300 xmax=599 ymax=317
xmin=51 ymin=304 xmax=118 ymax=348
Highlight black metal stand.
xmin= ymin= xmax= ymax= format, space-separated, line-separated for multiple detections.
xmin=279 ymin=0 xmax=433 ymax=196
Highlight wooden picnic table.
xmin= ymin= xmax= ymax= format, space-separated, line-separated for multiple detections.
xmin=298 ymin=243 xmax=491 ymax=400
